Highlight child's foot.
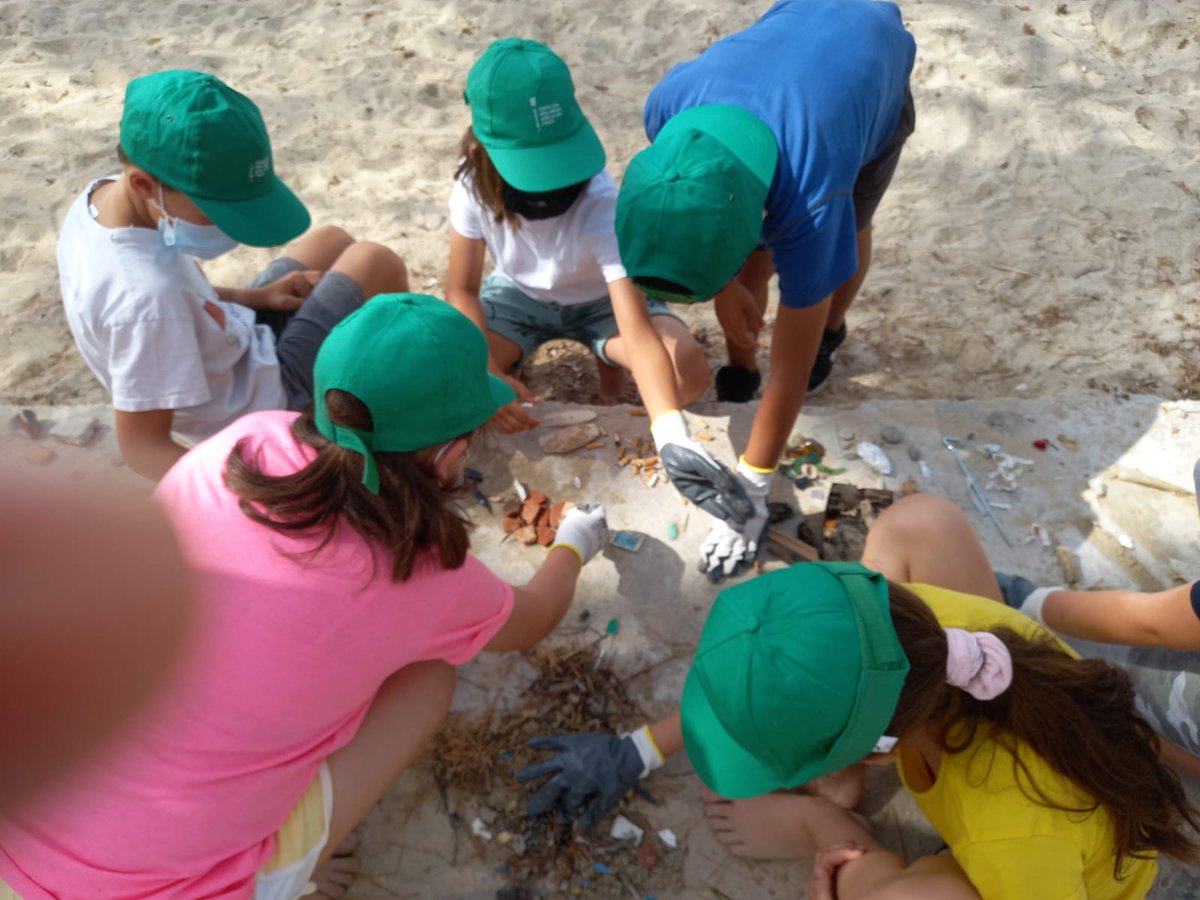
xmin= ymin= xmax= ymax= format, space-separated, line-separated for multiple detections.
xmin=805 ymin=763 xmax=865 ymax=810
xmin=595 ymin=361 xmax=641 ymax=405
xmin=308 ymin=833 xmax=360 ymax=899
xmin=701 ymin=788 xmax=817 ymax=859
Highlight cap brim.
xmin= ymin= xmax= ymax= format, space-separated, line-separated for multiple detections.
xmin=191 ymin=175 xmax=311 ymax=248
xmin=487 ymin=121 xmax=606 ymax=193
xmin=635 ymin=279 xmax=703 ymax=304
xmin=657 ymin=105 xmax=778 ymax=192
xmin=487 ymin=372 xmax=517 ymax=409
xmin=680 ymin=667 xmax=795 ymax=799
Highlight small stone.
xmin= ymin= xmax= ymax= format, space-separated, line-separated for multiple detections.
xmin=538 ymin=409 xmax=597 ymax=427
xmin=855 ymin=441 xmax=893 ymax=476
xmin=1056 ymin=433 xmax=1078 ymax=451
xmin=880 ymin=425 xmax=903 ymax=444
xmin=539 ymin=422 xmax=602 ymax=454
xmin=907 ymin=445 xmax=922 ymax=461
xmin=23 ymin=444 xmax=56 ymax=466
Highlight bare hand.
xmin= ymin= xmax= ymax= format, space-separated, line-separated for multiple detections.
xmin=260 ymin=269 xmax=322 ymax=312
xmin=810 ymin=841 xmax=867 ymax=900
xmin=714 ymin=281 xmax=764 ymax=351
xmin=489 ymin=373 xmax=542 ymax=433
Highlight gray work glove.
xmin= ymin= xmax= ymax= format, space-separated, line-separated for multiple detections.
xmin=652 ymin=412 xmax=753 ymax=525
xmin=514 ymin=729 xmax=659 ymax=830
xmin=699 ymin=460 xmax=772 ymax=581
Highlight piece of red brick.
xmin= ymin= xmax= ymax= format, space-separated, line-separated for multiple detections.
xmin=502 ymin=517 xmax=521 ymax=534
xmin=520 ymin=498 xmax=543 ymax=525
xmin=504 ymin=500 xmax=522 ymax=519
xmin=516 ymin=526 xmax=539 ymax=546
xmin=548 ymin=500 xmax=567 ymax=529
xmin=526 ymin=490 xmax=548 ymax=506
xmin=536 ymin=525 xmax=555 ymax=546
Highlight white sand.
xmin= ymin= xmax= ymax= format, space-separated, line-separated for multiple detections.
xmin=1 ymin=0 xmax=1197 ymax=408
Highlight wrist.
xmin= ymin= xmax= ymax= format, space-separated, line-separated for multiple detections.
xmin=622 ymin=724 xmax=666 ymax=778
xmin=547 ymin=542 xmax=584 ymax=569
xmin=737 ymin=455 xmax=776 ymax=490
xmin=650 ymin=410 xmax=687 ymax=449
xmin=1020 ymin=586 xmax=1063 ymax=625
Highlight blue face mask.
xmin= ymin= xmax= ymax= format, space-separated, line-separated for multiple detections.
xmin=152 ymin=184 xmax=239 ymax=260
xmin=431 ymin=439 xmax=467 ymax=488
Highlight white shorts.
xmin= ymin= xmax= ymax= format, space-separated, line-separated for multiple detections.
xmin=253 ymin=762 xmax=334 ymax=900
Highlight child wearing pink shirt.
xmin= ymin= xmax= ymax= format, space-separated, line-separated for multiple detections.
xmin=0 ymin=293 xmax=609 ymax=900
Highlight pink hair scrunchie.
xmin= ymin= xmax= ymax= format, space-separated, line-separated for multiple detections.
xmin=944 ymin=628 xmax=1013 ymax=700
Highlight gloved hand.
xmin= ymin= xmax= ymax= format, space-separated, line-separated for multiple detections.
xmin=514 ymin=726 xmax=663 ymax=829
xmin=993 ymin=571 xmax=1063 ymax=625
xmin=651 ymin=411 xmax=753 ymax=526
xmin=699 ymin=459 xmax=772 ymax=581
xmin=549 ymin=502 xmax=609 ymax=566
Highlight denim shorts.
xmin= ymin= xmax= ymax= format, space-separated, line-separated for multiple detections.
xmin=480 ymin=275 xmax=682 ymax=366
xmin=250 ymin=257 xmax=366 ymax=411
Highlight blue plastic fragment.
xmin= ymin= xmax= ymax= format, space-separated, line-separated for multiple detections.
xmin=498 ymin=749 xmax=514 ymax=763
xmin=594 ymin=862 xmax=610 ymax=874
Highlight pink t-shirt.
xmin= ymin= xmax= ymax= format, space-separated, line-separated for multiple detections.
xmin=0 ymin=410 xmax=513 ymax=898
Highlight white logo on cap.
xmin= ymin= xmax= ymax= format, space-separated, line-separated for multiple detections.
xmin=529 ymin=96 xmax=562 ymax=133
xmin=248 ymin=158 xmax=269 ymax=180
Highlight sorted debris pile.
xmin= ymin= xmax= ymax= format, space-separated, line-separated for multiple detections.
xmin=428 ymin=642 xmax=681 ymax=896
xmin=502 ymin=490 xmax=571 ymax=547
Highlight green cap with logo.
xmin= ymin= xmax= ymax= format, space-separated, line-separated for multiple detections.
xmin=464 ymin=38 xmax=605 ymax=192
xmin=313 ymin=294 xmax=515 ymax=494
xmin=120 ymin=70 xmax=310 ymax=247
xmin=616 ymin=104 xmax=779 ymax=303
xmin=681 ymin=561 xmax=910 ymax=799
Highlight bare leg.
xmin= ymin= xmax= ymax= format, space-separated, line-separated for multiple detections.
xmin=703 ymin=788 xmax=978 ymax=898
xmin=602 ymin=316 xmax=710 ymax=405
xmin=827 ymin=226 xmax=872 ymax=332
xmin=486 ymin=331 xmax=524 ymax=374
xmin=594 ymin=358 xmax=640 ymax=405
xmin=861 ymin=494 xmax=1002 ymax=602
xmin=727 ymin=249 xmax=775 ymax=370
xmin=327 ymin=241 xmax=409 ymax=301
xmin=319 ymin=661 xmax=456 ymax=867
xmin=807 ymin=762 xmax=866 ymax=809
xmin=288 ymin=225 xmax=356 ymax=273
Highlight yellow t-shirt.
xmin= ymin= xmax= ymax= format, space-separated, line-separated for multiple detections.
xmin=898 ymin=583 xmax=1157 ymax=900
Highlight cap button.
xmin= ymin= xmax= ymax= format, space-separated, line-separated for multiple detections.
xmin=745 ymin=615 xmax=760 ymax=633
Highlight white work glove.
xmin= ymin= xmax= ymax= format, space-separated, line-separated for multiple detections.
xmin=651 ymin=411 xmax=753 ymax=525
xmin=549 ymin=502 xmax=609 ymax=566
xmin=699 ymin=459 xmax=772 ymax=582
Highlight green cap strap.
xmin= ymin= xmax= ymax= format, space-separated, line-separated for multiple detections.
xmin=330 ymin=424 xmax=380 ymax=495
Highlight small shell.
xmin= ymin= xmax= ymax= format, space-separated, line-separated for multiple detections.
xmin=855 ymin=441 xmax=893 ymax=476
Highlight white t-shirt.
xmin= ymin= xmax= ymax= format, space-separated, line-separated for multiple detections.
xmin=448 ymin=170 xmax=628 ymax=306
xmin=58 ymin=178 xmax=287 ymax=440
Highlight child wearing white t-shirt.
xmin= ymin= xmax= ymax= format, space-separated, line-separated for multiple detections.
xmin=61 ymin=70 xmax=409 ymax=480
xmin=445 ymin=39 xmax=711 ymax=433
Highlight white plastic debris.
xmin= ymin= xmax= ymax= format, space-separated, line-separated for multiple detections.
xmin=610 ymin=814 xmax=644 ymax=844
xmin=1117 ymin=533 xmax=1135 ymax=551
xmin=513 ymin=479 xmax=528 ymax=502
xmin=1031 ymin=523 xmax=1052 ymax=547
xmin=471 ymin=818 xmax=493 ymax=841
xmin=919 ymin=460 xmax=932 ymax=479
xmin=573 ymin=475 xmax=582 ymax=489
xmin=657 ymin=829 xmax=678 ymax=849
xmin=855 ymin=441 xmax=893 ymax=476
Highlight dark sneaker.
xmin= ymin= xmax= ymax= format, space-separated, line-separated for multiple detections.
xmin=715 ymin=364 xmax=762 ymax=403
xmin=807 ymin=323 xmax=847 ymax=394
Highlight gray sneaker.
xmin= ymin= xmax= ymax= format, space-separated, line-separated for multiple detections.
xmin=994 ymin=571 xmax=1038 ymax=610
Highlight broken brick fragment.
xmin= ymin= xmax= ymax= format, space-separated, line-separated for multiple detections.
xmin=548 ymin=500 xmax=567 ymax=529
xmin=503 ymin=517 xmax=521 ymax=534
xmin=516 ymin=526 xmax=539 ymax=546
xmin=536 ymin=525 xmax=555 ymax=546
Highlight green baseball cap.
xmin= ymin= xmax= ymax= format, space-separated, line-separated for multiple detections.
xmin=120 ymin=70 xmax=310 ymax=247
xmin=681 ymin=561 xmax=909 ymax=799
xmin=313 ymin=294 xmax=515 ymax=494
xmin=464 ymin=38 xmax=605 ymax=192
xmin=616 ymin=104 xmax=778 ymax=303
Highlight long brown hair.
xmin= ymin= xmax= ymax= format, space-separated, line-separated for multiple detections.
xmin=222 ymin=390 xmax=473 ymax=582
xmin=456 ymin=126 xmax=522 ymax=229
xmin=885 ymin=583 xmax=1200 ymax=875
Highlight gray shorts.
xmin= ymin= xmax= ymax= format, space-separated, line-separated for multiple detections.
xmin=480 ymin=275 xmax=683 ymax=366
xmin=250 ymin=257 xmax=366 ymax=411
xmin=852 ymin=84 xmax=916 ymax=228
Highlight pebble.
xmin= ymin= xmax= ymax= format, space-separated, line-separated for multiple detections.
xmin=855 ymin=441 xmax=893 ymax=476
xmin=880 ymin=425 xmax=904 ymax=444
xmin=666 ymin=522 xmax=679 ymax=540
xmin=907 ymin=444 xmax=922 ymax=461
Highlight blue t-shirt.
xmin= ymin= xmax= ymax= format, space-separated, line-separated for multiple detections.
xmin=644 ymin=0 xmax=916 ymax=308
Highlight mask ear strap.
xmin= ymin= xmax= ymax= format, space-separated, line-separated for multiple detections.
xmin=155 ymin=182 xmax=177 ymax=247
xmin=331 ymin=424 xmax=380 ymax=494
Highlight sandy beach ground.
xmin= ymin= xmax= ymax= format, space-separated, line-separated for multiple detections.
xmin=2 ymin=0 xmax=1200 ymax=897
xmin=1 ymin=0 xmax=1197 ymax=408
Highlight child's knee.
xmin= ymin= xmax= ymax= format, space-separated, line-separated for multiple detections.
xmin=334 ymin=241 xmax=409 ymax=297
xmin=312 ymin=224 xmax=356 ymax=250
xmin=874 ymin=494 xmax=966 ymax=545
xmin=663 ymin=329 xmax=711 ymax=404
